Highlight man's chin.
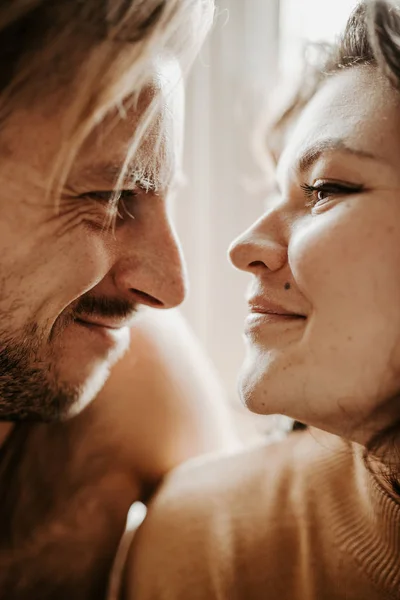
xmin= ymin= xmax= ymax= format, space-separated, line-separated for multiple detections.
xmin=57 ymin=331 xmax=130 ymax=418
xmin=0 ymin=324 xmax=130 ymax=422
xmin=58 ymin=319 xmax=131 ymax=366
xmin=64 ymin=364 xmax=112 ymax=419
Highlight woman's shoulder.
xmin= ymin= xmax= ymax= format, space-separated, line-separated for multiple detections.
xmin=123 ymin=429 xmax=354 ymax=600
xmin=155 ymin=428 xmax=349 ymax=508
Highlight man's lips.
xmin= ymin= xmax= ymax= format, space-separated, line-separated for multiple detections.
xmin=74 ymin=315 xmax=134 ymax=330
xmin=67 ymin=315 xmax=131 ymax=353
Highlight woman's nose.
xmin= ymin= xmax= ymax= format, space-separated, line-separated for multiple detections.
xmin=229 ymin=210 xmax=287 ymax=274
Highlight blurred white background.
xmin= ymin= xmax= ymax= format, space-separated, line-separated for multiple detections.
xmin=175 ymin=0 xmax=360 ymax=406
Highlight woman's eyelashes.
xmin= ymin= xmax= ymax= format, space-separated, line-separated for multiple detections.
xmin=300 ymin=180 xmax=364 ymax=211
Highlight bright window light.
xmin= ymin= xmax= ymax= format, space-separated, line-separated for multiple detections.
xmin=279 ymin=0 xmax=360 ymax=77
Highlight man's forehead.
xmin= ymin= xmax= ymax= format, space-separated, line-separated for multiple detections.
xmin=125 ymin=56 xmax=184 ymax=123
xmin=72 ymin=121 xmax=180 ymax=194
xmin=73 ymin=61 xmax=184 ymax=192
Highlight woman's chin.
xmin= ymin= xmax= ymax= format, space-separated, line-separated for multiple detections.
xmin=238 ymin=353 xmax=274 ymax=415
xmin=237 ymin=347 xmax=303 ymax=418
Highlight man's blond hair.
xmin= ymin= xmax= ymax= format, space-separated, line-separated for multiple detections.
xmin=0 ymin=0 xmax=214 ymax=207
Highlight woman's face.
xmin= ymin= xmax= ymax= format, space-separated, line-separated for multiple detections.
xmin=230 ymin=66 xmax=400 ymax=444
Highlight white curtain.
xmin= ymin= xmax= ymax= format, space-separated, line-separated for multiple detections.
xmin=175 ymin=0 xmax=280 ymax=404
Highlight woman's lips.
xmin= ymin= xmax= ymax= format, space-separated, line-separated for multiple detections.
xmin=247 ymin=297 xmax=306 ymax=318
xmin=245 ymin=302 xmax=306 ymax=333
xmin=246 ymin=312 xmax=305 ymax=323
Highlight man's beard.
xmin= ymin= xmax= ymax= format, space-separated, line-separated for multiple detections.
xmin=0 ymin=294 xmax=136 ymax=422
xmin=0 ymin=322 xmax=79 ymax=422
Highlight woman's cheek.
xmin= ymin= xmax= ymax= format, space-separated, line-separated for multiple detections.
xmin=288 ymin=215 xmax=339 ymax=299
xmin=289 ymin=204 xmax=365 ymax=297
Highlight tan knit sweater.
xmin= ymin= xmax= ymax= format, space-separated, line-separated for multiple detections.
xmin=125 ymin=429 xmax=400 ymax=600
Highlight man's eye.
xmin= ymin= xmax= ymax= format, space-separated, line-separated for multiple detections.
xmin=83 ymin=191 xmax=112 ymax=202
xmin=117 ymin=190 xmax=139 ymax=219
xmin=82 ymin=190 xmax=138 ymax=219
xmin=83 ymin=189 xmax=137 ymax=202
xmin=300 ymin=181 xmax=363 ymax=209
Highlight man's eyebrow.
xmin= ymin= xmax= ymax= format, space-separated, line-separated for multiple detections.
xmin=296 ymin=138 xmax=382 ymax=174
xmin=80 ymin=161 xmax=158 ymax=191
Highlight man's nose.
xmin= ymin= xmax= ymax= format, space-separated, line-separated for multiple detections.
xmin=112 ymin=216 xmax=187 ymax=309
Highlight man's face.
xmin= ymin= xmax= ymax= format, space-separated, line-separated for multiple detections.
xmin=0 ymin=61 xmax=186 ymax=421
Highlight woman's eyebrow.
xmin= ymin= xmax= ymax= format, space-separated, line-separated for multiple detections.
xmin=296 ymin=138 xmax=383 ymax=174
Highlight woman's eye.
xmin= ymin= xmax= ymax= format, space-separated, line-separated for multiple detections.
xmin=300 ymin=181 xmax=363 ymax=210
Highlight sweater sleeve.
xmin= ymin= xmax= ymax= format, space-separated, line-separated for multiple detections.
xmin=122 ymin=435 xmax=307 ymax=600
xmin=124 ymin=457 xmax=237 ymax=600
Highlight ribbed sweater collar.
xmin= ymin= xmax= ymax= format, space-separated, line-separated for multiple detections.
xmin=316 ymin=435 xmax=400 ymax=598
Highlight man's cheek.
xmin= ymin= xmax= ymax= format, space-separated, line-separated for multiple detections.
xmin=48 ymin=247 xmax=109 ymax=304
xmin=3 ymin=241 xmax=107 ymax=328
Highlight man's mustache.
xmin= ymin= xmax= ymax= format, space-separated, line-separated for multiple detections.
xmin=73 ymin=294 xmax=137 ymax=320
